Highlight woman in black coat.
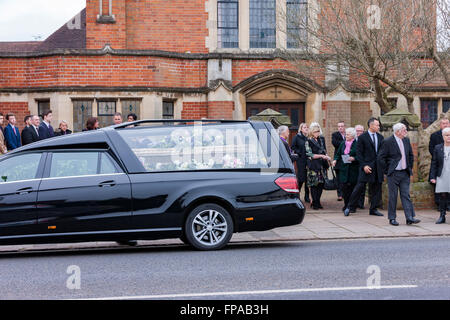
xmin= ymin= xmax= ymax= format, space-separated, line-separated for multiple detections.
xmin=332 ymin=128 xmax=359 ymax=214
xmin=54 ymin=120 xmax=72 ymax=136
xmin=291 ymin=123 xmax=310 ymax=203
xmin=429 ymin=127 xmax=450 ymax=224
xmin=305 ymin=124 xmax=331 ymax=210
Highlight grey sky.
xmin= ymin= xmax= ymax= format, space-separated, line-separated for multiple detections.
xmin=0 ymin=0 xmax=85 ymax=41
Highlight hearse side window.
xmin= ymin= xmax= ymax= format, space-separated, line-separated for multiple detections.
xmin=0 ymin=153 xmax=42 ymax=183
xmin=50 ymin=152 xmax=98 ymax=178
xmin=49 ymin=152 xmax=119 ymax=178
xmin=117 ymin=123 xmax=269 ymax=172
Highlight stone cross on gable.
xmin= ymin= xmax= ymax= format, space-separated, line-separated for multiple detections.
xmin=270 ymin=86 xmax=282 ymax=98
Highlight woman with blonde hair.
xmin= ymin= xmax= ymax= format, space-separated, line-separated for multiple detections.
xmin=305 ymin=124 xmax=331 ymax=209
xmin=55 ymin=120 xmax=72 ymax=136
xmin=309 ymin=122 xmax=327 ymax=150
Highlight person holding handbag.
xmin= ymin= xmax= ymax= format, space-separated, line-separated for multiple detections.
xmin=305 ymin=124 xmax=331 ymax=210
xmin=332 ymin=128 xmax=359 ymax=215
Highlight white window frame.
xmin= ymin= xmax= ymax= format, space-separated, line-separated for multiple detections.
xmin=209 ymin=0 xmax=315 ymax=52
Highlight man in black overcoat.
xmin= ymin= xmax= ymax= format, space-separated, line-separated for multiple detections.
xmin=21 ymin=115 xmax=40 ymax=145
xmin=331 ymin=121 xmax=346 ymax=201
xmin=344 ymin=118 xmax=384 ymax=216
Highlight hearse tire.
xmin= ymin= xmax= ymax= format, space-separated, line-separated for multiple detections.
xmin=185 ymin=203 xmax=233 ymax=251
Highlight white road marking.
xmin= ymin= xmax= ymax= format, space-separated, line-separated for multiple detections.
xmin=77 ymin=285 xmax=418 ymax=300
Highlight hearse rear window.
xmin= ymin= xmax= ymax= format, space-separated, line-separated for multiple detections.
xmin=118 ymin=123 xmax=268 ymax=172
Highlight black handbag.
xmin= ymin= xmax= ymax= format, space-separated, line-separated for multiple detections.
xmin=323 ymin=163 xmax=338 ymax=190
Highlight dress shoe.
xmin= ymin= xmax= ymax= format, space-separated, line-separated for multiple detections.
xmin=389 ymin=219 xmax=399 ymax=226
xmin=369 ymin=210 xmax=384 ymax=216
xmin=406 ymin=218 xmax=421 ymax=225
xmin=358 ymin=205 xmax=365 ymax=209
xmin=304 ymin=197 xmax=311 ymax=204
xmin=337 ymin=197 xmax=343 ymax=201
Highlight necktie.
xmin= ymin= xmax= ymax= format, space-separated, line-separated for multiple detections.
xmin=399 ymin=138 xmax=407 ymax=170
xmin=372 ymin=133 xmax=377 ymax=153
xmin=13 ymin=126 xmax=17 ymax=136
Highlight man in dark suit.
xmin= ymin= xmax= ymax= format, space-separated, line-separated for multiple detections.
xmin=379 ymin=123 xmax=420 ymax=226
xmin=332 ymin=121 xmax=346 ymax=201
xmin=344 ymin=117 xmax=384 ymax=216
xmin=355 ymin=124 xmax=367 ymax=208
xmin=4 ymin=113 xmax=21 ymax=151
xmin=38 ymin=109 xmax=55 ymax=140
xmin=22 ymin=115 xmax=40 ymax=145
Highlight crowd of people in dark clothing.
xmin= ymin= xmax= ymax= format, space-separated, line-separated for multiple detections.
xmin=0 ymin=110 xmax=138 ymax=154
xmin=0 ymin=110 xmax=71 ymax=153
xmin=279 ymin=116 xmax=449 ymax=226
xmin=0 ymin=107 xmax=448 ymax=226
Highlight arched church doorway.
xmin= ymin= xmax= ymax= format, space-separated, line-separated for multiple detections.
xmin=236 ymin=70 xmax=319 ymax=145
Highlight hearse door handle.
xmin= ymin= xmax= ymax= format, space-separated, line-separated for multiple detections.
xmin=16 ymin=187 xmax=33 ymax=195
xmin=98 ymin=180 xmax=116 ymax=187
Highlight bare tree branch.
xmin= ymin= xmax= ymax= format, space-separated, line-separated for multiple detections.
xmin=279 ymin=0 xmax=449 ymax=115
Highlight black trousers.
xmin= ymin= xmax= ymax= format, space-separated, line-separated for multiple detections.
xmin=347 ymin=180 xmax=382 ymax=213
xmin=438 ymin=193 xmax=449 ymax=213
xmin=298 ymin=181 xmax=310 ymax=201
xmin=341 ymin=182 xmax=357 ymax=210
xmin=335 ymin=169 xmax=343 ymax=198
xmin=433 ymin=185 xmax=450 ymax=210
xmin=358 ymin=183 xmax=366 ymax=208
xmin=311 ymin=183 xmax=324 ymax=209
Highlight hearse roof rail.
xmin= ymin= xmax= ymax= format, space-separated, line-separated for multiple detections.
xmin=111 ymin=119 xmax=250 ymax=129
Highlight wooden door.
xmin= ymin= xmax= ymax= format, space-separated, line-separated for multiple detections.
xmin=247 ymin=102 xmax=305 ymax=144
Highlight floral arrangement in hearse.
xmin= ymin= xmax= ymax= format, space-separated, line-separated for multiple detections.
xmin=131 ymin=126 xmax=268 ymax=172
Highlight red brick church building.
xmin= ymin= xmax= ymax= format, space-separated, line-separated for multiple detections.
xmin=0 ymin=0 xmax=448 ymax=146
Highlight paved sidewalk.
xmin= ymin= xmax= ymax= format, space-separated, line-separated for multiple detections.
xmin=237 ymin=190 xmax=450 ymax=243
xmin=1 ymin=190 xmax=448 ymax=253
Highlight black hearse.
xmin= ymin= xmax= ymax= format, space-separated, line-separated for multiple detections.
xmin=0 ymin=120 xmax=304 ymax=250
